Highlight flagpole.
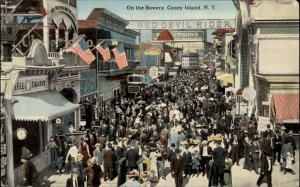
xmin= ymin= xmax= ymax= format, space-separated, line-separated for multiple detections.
xmin=91 ymin=40 xmax=105 ymax=51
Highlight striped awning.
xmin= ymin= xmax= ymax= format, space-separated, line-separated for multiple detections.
xmin=13 ymin=90 xmax=80 ymax=121
xmin=270 ymin=94 xmax=299 ymax=124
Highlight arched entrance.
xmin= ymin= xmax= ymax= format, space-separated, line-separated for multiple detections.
xmin=60 ymin=88 xmax=77 ymax=103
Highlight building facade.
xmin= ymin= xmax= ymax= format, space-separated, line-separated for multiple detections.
xmin=1 ymin=0 xmax=93 ymax=185
xmin=212 ymin=28 xmax=235 ymax=73
xmin=78 ymin=8 xmax=139 ymax=112
xmin=233 ymin=0 xmax=299 ymax=127
xmin=182 ymin=52 xmax=200 ymax=69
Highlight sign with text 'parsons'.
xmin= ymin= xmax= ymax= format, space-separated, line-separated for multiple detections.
xmin=14 ymin=75 xmax=48 ymax=95
xmin=152 ymin=31 xmax=204 ymax=41
xmin=127 ymin=20 xmax=235 ymax=30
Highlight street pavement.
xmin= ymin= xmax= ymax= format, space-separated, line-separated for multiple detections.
xmin=39 ymin=150 xmax=299 ymax=187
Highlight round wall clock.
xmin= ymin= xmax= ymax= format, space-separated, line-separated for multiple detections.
xmin=55 ymin=117 xmax=64 ymax=126
xmin=16 ymin=128 xmax=27 ymax=140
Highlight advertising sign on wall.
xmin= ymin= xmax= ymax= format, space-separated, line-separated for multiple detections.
xmin=127 ymin=19 xmax=235 ymax=30
xmin=14 ymin=75 xmax=48 ymax=95
xmin=153 ymin=31 xmax=205 ymax=41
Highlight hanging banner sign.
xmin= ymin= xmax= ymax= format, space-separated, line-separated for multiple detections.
xmin=127 ymin=19 xmax=235 ymax=30
xmin=257 ymin=116 xmax=270 ymax=132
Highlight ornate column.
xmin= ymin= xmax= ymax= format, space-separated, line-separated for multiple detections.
xmin=65 ymin=29 xmax=69 ymax=48
xmin=55 ymin=28 xmax=59 ymax=50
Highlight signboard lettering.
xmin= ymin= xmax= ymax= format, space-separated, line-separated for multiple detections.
xmin=149 ymin=66 xmax=159 ymax=79
xmin=128 ymin=86 xmax=140 ymax=93
xmin=153 ymin=31 xmax=205 ymax=41
xmin=127 ymin=20 xmax=235 ymax=30
xmin=14 ymin=76 xmax=48 ymax=95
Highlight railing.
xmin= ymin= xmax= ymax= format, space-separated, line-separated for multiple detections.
xmin=48 ymin=52 xmax=60 ymax=59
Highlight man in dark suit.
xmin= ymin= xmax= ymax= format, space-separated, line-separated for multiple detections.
xmin=182 ymin=145 xmax=192 ymax=178
xmin=126 ymin=144 xmax=139 ymax=173
xmin=229 ymin=133 xmax=240 ymax=166
xmin=168 ymin=143 xmax=177 ymax=162
xmin=21 ymin=154 xmax=39 ymax=187
xmin=224 ymin=111 xmax=233 ymax=136
xmin=257 ymin=153 xmax=273 ymax=187
xmin=116 ymin=125 xmax=127 ymax=139
xmin=199 ymin=140 xmax=213 ymax=177
xmin=273 ymin=130 xmax=282 ymax=164
xmin=171 ymin=148 xmax=184 ymax=187
xmin=103 ymin=144 xmax=116 ymax=181
xmin=212 ymin=141 xmax=226 ymax=187
xmin=250 ymin=138 xmax=260 ymax=174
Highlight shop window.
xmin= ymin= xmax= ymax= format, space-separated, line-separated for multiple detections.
xmin=113 ymin=88 xmax=121 ymax=98
xmin=262 ymin=102 xmax=270 ymax=117
xmin=1 ymin=43 xmax=13 ymax=62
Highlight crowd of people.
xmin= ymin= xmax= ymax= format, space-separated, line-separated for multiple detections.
xmin=22 ymin=68 xmax=297 ymax=187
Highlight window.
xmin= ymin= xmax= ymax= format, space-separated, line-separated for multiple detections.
xmin=98 ymin=94 xmax=104 ymax=106
xmin=113 ymin=88 xmax=121 ymax=98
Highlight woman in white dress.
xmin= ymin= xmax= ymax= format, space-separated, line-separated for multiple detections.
xmin=149 ymin=149 xmax=160 ymax=182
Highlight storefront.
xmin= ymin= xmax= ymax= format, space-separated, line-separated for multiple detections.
xmin=11 ymin=75 xmax=80 ymax=184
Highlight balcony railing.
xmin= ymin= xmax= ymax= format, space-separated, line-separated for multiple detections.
xmin=48 ymin=52 xmax=60 ymax=59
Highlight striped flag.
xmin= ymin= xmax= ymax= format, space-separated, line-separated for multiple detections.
xmin=66 ymin=35 xmax=95 ymax=65
xmin=95 ymin=42 xmax=111 ymax=62
xmin=112 ymin=42 xmax=128 ymax=69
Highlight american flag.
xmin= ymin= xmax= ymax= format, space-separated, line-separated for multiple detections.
xmin=66 ymin=35 xmax=95 ymax=65
xmin=112 ymin=43 xmax=128 ymax=69
xmin=95 ymin=42 xmax=111 ymax=62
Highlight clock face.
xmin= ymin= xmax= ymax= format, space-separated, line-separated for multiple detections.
xmin=55 ymin=117 xmax=64 ymax=126
xmin=16 ymin=128 xmax=27 ymax=140
xmin=56 ymin=118 xmax=62 ymax=124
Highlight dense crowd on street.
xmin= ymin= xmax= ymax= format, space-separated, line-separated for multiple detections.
xmin=20 ymin=68 xmax=297 ymax=187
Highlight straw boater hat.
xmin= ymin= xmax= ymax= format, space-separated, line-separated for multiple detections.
xmin=128 ymin=169 xmax=139 ymax=177
xmin=281 ymin=126 xmax=286 ymax=130
xmin=90 ymin=157 xmax=98 ymax=164
xmin=141 ymin=171 xmax=150 ymax=181
xmin=95 ymin=143 xmax=101 ymax=148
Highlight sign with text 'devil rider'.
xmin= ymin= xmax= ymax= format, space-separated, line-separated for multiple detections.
xmin=127 ymin=19 xmax=235 ymax=30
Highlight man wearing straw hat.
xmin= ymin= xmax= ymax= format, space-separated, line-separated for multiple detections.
xmin=93 ymin=143 xmax=103 ymax=167
xmin=71 ymin=153 xmax=84 ymax=187
xmin=199 ymin=140 xmax=212 ymax=177
xmin=119 ymin=169 xmax=141 ymax=187
xmin=280 ymin=126 xmax=288 ymax=145
xmin=91 ymin=157 xmax=102 ymax=187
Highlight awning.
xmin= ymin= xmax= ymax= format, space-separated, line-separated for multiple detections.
xmin=216 ymin=73 xmax=233 ymax=84
xmin=270 ymin=94 xmax=299 ymax=124
xmin=13 ymin=90 xmax=80 ymax=121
